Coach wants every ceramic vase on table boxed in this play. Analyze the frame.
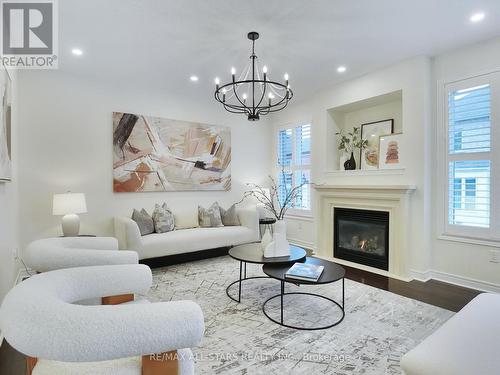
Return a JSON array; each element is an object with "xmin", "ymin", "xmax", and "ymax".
[{"xmin": 263, "ymin": 220, "xmax": 290, "ymax": 258}]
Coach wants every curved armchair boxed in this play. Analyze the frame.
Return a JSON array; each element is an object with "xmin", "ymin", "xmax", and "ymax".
[
  {"xmin": 0, "ymin": 264, "xmax": 205, "ymax": 375},
  {"xmin": 24, "ymin": 237, "xmax": 139, "ymax": 272}
]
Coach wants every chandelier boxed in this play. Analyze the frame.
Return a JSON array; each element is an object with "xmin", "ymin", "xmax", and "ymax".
[{"xmin": 214, "ymin": 31, "xmax": 293, "ymax": 121}]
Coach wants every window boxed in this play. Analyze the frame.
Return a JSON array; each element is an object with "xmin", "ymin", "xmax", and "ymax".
[
  {"xmin": 277, "ymin": 124, "xmax": 311, "ymax": 213},
  {"xmin": 444, "ymin": 73, "xmax": 499, "ymax": 240}
]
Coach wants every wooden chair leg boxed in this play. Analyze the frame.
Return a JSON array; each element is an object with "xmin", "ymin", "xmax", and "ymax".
[
  {"xmin": 26, "ymin": 357, "xmax": 37, "ymax": 375},
  {"xmin": 101, "ymin": 294, "xmax": 134, "ymax": 305},
  {"xmin": 142, "ymin": 351, "xmax": 178, "ymax": 375}
]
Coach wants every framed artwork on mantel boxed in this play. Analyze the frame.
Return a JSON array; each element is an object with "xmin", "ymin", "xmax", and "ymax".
[
  {"xmin": 379, "ymin": 133, "xmax": 404, "ymax": 169},
  {"xmin": 360, "ymin": 119, "xmax": 394, "ymax": 170}
]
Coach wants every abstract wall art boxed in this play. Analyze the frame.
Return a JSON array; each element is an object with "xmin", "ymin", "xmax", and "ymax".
[
  {"xmin": 0, "ymin": 63, "xmax": 12, "ymax": 182},
  {"xmin": 113, "ymin": 112, "xmax": 231, "ymax": 192}
]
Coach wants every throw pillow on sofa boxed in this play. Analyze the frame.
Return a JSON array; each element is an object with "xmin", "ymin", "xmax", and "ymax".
[
  {"xmin": 152, "ymin": 203, "xmax": 175, "ymax": 233},
  {"xmin": 219, "ymin": 203, "xmax": 240, "ymax": 226},
  {"xmin": 198, "ymin": 202, "xmax": 223, "ymax": 228},
  {"xmin": 174, "ymin": 206, "xmax": 200, "ymax": 229},
  {"xmin": 131, "ymin": 208, "xmax": 154, "ymax": 236}
]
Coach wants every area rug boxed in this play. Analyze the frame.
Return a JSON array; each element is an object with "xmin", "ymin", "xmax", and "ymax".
[{"xmin": 147, "ymin": 256, "xmax": 453, "ymax": 374}]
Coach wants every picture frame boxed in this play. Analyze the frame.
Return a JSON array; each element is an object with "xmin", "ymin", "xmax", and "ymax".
[
  {"xmin": 113, "ymin": 112, "xmax": 231, "ymax": 192},
  {"xmin": 360, "ymin": 119, "xmax": 394, "ymax": 170},
  {"xmin": 0, "ymin": 62, "xmax": 12, "ymax": 182},
  {"xmin": 379, "ymin": 133, "xmax": 404, "ymax": 169}
]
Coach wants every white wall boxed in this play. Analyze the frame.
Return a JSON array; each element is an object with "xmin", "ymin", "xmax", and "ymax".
[
  {"xmin": 271, "ymin": 57, "xmax": 433, "ymax": 275},
  {"xmin": 430, "ymin": 37, "xmax": 500, "ymax": 289},
  {"xmin": 16, "ymin": 71, "xmax": 273, "ymax": 248},
  {"xmin": 0, "ymin": 69, "xmax": 19, "ymax": 304}
]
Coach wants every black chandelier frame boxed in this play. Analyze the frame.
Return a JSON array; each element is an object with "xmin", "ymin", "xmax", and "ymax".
[{"xmin": 214, "ymin": 31, "xmax": 293, "ymax": 121}]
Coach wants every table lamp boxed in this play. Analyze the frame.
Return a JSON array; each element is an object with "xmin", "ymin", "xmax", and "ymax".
[{"xmin": 52, "ymin": 193, "xmax": 87, "ymax": 236}]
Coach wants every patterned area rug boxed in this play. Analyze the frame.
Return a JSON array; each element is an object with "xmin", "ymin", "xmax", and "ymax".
[{"xmin": 147, "ymin": 256, "xmax": 453, "ymax": 374}]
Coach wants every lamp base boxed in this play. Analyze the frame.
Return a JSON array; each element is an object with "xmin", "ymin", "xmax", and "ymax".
[{"xmin": 61, "ymin": 214, "xmax": 80, "ymax": 237}]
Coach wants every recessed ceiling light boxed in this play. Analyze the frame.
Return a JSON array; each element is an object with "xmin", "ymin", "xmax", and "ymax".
[
  {"xmin": 71, "ymin": 48, "xmax": 83, "ymax": 56},
  {"xmin": 470, "ymin": 12, "xmax": 485, "ymax": 23},
  {"xmin": 337, "ymin": 66, "xmax": 347, "ymax": 73},
  {"xmin": 190, "ymin": 75, "xmax": 199, "ymax": 82}
]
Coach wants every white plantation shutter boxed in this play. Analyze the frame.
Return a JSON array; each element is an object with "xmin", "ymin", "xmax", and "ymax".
[
  {"xmin": 445, "ymin": 73, "xmax": 499, "ymax": 240},
  {"xmin": 277, "ymin": 124, "xmax": 311, "ymax": 212}
]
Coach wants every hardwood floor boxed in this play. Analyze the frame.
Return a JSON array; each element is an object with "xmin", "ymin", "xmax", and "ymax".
[
  {"xmin": 343, "ymin": 265, "xmax": 481, "ymax": 312},
  {"xmin": 0, "ymin": 261, "xmax": 482, "ymax": 375}
]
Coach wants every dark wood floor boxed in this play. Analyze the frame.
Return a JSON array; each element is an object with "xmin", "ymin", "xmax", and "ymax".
[{"xmin": 0, "ymin": 261, "xmax": 482, "ymax": 375}]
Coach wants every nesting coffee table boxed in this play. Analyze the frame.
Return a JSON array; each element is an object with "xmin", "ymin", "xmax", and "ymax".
[
  {"xmin": 262, "ymin": 257, "xmax": 346, "ymax": 330},
  {"xmin": 226, "ymin": 243, "xmax": 306, "ymax": 303}
]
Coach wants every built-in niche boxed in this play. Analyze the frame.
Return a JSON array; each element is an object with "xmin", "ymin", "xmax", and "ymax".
[{"xmin": 326, "ymin": 90, "xmax": 403, "ymax": 172}]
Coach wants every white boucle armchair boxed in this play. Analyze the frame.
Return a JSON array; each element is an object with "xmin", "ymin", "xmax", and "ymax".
[
  {"xmin": 0, "ymin": 264, "xmax": 205, "ymax": 375},
  {"xmin": 24, "ymin": 237, "xmax": 139, "ymax": 272}
]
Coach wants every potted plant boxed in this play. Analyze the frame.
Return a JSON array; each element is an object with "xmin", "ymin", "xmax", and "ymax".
[{"xmin": 336, "ymin": 127, "xmax": 368, "ymax": 170}]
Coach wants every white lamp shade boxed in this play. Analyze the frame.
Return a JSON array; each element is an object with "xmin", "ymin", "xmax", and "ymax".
[{"xmin": 53, "ymin": 193, "xmax": 87, "ymax": 216}]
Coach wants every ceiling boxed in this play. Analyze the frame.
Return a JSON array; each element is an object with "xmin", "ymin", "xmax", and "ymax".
[{"xmin": 59, "ymin": 0, "xmax": 500, "ymax": 105}]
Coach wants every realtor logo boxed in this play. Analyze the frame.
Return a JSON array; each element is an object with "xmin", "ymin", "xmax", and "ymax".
[{"xmin": 1, "ymin": 0, "xmax": 58, "ymax": 69}]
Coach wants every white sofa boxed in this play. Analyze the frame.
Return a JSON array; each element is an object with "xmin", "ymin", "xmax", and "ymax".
[
  {"xmin": 114, "ymin": 206, "xmax": 260, "ymax": 260},
  {"xmin": 401, "ymin": 293, "xmax": 500, "ymax": 375},
  {"xmin": 24, "ymin": 237, "xmax": 139, "ymax": 272}
]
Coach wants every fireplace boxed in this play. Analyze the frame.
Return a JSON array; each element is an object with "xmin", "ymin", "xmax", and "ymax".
[{"xmin": 334, "ymin": 208, "xmax": 389, "ymax": 271}]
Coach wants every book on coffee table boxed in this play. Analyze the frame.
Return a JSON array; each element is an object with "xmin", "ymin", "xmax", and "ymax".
[{"xmin": 285, "ymin": 262, "xmax": 324, "ymax": 282}]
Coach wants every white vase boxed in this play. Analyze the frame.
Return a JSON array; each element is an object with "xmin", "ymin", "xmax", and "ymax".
[
  {"xmin": 270, "ymin": 220, "xmax": 290, "ymax": 257},
  {"xmin": 274, "ymin": 219, "xmax": 287, "ymax": 236},
  {"xmin": 261, "ymin": 228, "xmax": 272, "ymax": 252}
]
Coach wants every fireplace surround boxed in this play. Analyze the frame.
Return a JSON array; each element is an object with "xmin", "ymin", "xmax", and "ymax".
[
  {"xmin": 314, "ymin": 185, "xmax": 416, "ymax": 280},
  {"xmin": 334, "ymin": 208, "xmax": 389, "ymax": 271}
]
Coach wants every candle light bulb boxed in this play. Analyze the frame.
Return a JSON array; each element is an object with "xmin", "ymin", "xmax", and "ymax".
[
  {"xmin": 263, "ymin": 66, "xmax": 268, "ymax": 74},
  {"xmin": 268, "ymin": 93, "xmax": 274, "ymax": 99},
  {"xmin": 242, "ymin": 93, "xmax": 247, "ymax": 100},
  {"xmin": 231, "ymin": 67, "xmax": 236, "ymax": 75},
  {"xmin": 284, "ymin": 73, "xmax": 289, "ymax": 80}
]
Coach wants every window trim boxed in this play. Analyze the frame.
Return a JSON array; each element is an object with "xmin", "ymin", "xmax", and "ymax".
[
  {"xmin": 276, "ymin": 122, "xmax": 312, "ymax": 217},
  {"xmin": 438, "ymin": 70, "xmax": 500, "ymax": 243}
]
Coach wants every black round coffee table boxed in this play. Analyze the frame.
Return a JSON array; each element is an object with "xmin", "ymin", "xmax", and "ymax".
[
  {"xmin": 226, "ymin": 243, "xmax": 306, "ymax": 303},
  {"xmin": 262, "ymin": 257, "xmax": 346, "ymax": 330}
]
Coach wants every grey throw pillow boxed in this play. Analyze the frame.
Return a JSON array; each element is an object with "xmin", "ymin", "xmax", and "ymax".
[
  {"xmin": 219, "ymin": 203, "xmax": 240, "ymax": 226},
  {"xmin": 198, "ymin": 202, "xmax": 223, "ymax": 228},
  {"xmin": 131, "ymin": 208, "xmax": 154, "ymax": 236},
  {"xmin": 152, "ymin": 203, "xmax": 175, "ymax": 233}
]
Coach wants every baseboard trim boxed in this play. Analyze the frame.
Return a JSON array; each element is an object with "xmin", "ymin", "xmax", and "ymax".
[
  {"xmin": 140, "ymin": 247, "xmax": 230, "ymax": 268},
  {"xmin": 411, "ymin": 268, "xmax": 500, "ymax": 293}
]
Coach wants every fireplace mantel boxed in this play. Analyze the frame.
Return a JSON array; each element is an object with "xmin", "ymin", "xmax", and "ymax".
[
  {"xmin": 314, "ymin": 184, "xmax": 416, "ymax": 192},
  {"xmin": 314, "ymin": 184, "xmax": 416, "ymax": 280}
]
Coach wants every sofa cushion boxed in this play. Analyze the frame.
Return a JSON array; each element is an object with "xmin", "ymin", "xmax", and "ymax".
[
  {"xmin": 174, "ymin": 207, "xmax": 199, "ymax": 229},
  {"xmin": 140, "ymin": 226, "xmax": 257, "ymax": 259},
  {"xmin": 152, "ymin": 204, "xmax": 175, "ymax": 233},
  {"xmin": 131, "ymin": 209, "xmax": 154, "ymax": 236},
  {"xmin": 219, "ymin": 203, "xmax": 240, "ymax": 226},
  {"xmin": 198, "ymin": 202, "xmax": 223, "ymax": 228}
]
